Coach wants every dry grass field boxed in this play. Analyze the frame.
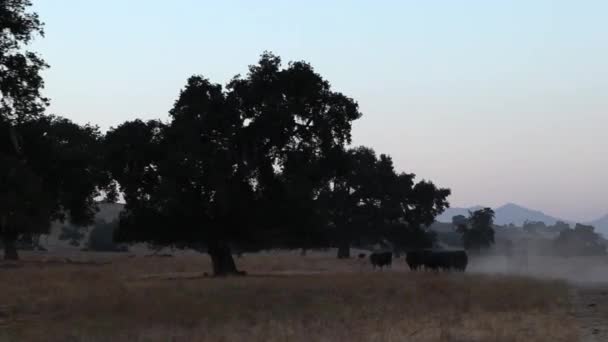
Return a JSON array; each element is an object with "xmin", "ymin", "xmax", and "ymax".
[{"xmin": 0, "ymin": 251, "xmax": 579, "ymax": 342}]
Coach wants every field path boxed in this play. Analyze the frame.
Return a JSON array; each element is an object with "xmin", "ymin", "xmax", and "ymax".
[{"xmin": 570, "ymin": 284, "xmax": 608, "ymax": 342}]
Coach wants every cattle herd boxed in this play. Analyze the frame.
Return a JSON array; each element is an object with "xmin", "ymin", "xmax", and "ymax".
[
  {"xmin": 368, "ymin": 250, "xmax": 468, "ymax": 272},
  {"xmin": 369, "ymin": 251, "xmax": 393, "ymax": 269}
]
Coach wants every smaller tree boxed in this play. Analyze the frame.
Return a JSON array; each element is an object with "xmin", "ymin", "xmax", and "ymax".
[
  {"xmin": 553, "ymin": 223, "xmax": 606, "ymax": 257},
  {"xmin": 385, "ymin": 176, "xmax": 450, "ymax": 253},
  {"xmin": 552, "ymin": 221, "xmax": 571, "ymax": 232},
  {"xmin": 451, "ymin": 215, "xmax": 467, "ymax": 227},
  {"xmin": 320, "ymin": 146, "xmax": 383, "ymax": 259},
  {"xmin": 321, "ymin": 148, "xmax": 450, "ymax": 258},
  {"xmin": 522, "ymin": 221, "xmax": 547, "ymax": 234},
  {"xmin": 457, "ymin": 208, "xmax": 495, "ymax": 252},
  {"xmin": 1, "ymin": 116, "xmax": 113, "ymax": 259}
]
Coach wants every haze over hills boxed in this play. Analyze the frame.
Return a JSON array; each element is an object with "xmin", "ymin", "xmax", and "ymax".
[
  {"xmin": 437, "ymin": 203, "xmax": 608, "ymax": 237},
  {"xmin": 590, "ymin": 215, "xmax": 608, "ymax": 237},
  {"xmin": 437, "ymin": 203, "xmax": 564, "ymax": 226}
]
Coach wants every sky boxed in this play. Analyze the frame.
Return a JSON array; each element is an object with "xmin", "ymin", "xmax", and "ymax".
[{"xmin": 30, "ymin": 1, "xmax": 607, "ymax": 222}]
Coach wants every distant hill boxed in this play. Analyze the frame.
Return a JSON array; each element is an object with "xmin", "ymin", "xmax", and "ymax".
[
  {"xmin": 493, "ymin": 203, "xmax": 565, "ymax": 226},
  {"xmin": 437, "ymin": 203, "xmax": 564, "ymax": 226},
  {"xmin": 437, "ymin": 203, "xmax": 608, "ymax": 238},
  {"xmin": 589, "ymin": 215, "xmax": 608, "ymax": 237}
]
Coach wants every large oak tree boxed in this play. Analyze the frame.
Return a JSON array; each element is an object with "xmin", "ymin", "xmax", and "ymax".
[{"xmin": 106, "ymin": 53, "xmax": 362, "ymax": 275}]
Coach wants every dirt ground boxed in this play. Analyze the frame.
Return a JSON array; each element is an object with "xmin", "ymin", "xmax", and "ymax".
[
  {"xmin": 0, "ymin": 251, "xmax": 583, "ymax": 341},
  {"xmin": 451, "ymin": 254, "xmax": 608, "ymax": 342},
  {"xmin": 570, "ymin": 284, "xmax": 608, "ymax": 342}
]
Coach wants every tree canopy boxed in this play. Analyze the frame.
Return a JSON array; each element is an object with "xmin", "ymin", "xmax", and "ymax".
[
  {"xmin": 0, "ymin": 2, "xmax": 111, "ymax": 259},
  {"xmin": 456, "ymin": 208, "xmax": 496, "ymax": 253},
  {"xmin": 0, "ymin": 0, "xmax": 47, "ymax": 123},
  {"xmin": 1, "ymin": 115, "xmax": 111, "ymax": 259},
  {"xmin": 1, "ymin": 3, "xmax": 452, "ymax": 268},
  {"xmin": 105, "ymin": 53, "xmax": 451, "ymax": 275},
  {"xmin": 554, "ymin": 223, "xmax": 606, "ymax": 257}
]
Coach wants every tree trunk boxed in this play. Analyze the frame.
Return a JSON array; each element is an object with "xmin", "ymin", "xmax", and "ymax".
[
  {"xmin": 337, "ymin": 241, "xmax": 351, "ymax": 259},
  {"xmin": 3, "ymin": 234, "xmax": 19, "ymax": 261},
  {"xmin": 208, "ymin": 242, "xmax": 243, "ymax": 276}
]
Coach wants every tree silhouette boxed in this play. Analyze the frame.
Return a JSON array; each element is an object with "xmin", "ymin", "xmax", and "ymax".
[
  {"xmin": 0, "ymin": 0, "xmax": 48, "ymax": 123},
  {"xmin": 2, "ymin": 4, "xmax": 452, "ymax": 265},
  {"xmin": 404, "ymin": 180, "xmax": 452, "ymax": 229},
  {"xmin": 1, "ymin": 2, "xmax": 111, "ymax": 259},
  {"xmin": 319, "ymin": 147, "xmax": 383, "ymax": 258},
  {"xmin": 319, "ymin": 147, "xmax": 450, "ymax": 258},
  {"xmin": 228, "ymin": 53, "xmax": 362, "ymax": 255},
  {"xmin": 523, "ymin": 220, "xmax": 570, "ymax": 236},
  {"xmin": 522, "ymin": 221, "xmax": 547, "ymax": 234},
  {"xmin": 106, "ymin": 53, "xmax": 362, "ymax": 275},
  {"xmin": 0, "ymin": 1, "xmax": 46, "ymax": 259},
  {"xmin": 457, "ymin": 208, "xmax": 495, "ymax": 253},
  {"xmin": 385, "ymin": 177, "xmax": 450, "ymax": 253},
  {"xmin": 105, "ymin": 53, "xmax": 451, "ymax": 274},
  {"xmin": 554, "ymin": 223, "xmax": 606, "ymax": 257},
  {"xmin": 452, "ymin": 215, "xmax": 467, "ymax": 227},
  {"xmin": 1, "ymin": 116, "xmax": 111, "ymax": 259}
]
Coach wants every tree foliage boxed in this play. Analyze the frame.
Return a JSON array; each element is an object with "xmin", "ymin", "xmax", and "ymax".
[
  {"xmin": 106, "ymin": 54, "xmax": 364, "ymax": 274},
  {"xmin": 0, "ymin": 0, "xmax": 452, "ymax": 268},
  {"xmin": 106, "ymin": 53, "xmax": 450, "ymax": 274},
  {"xmin": 1, "ymin": 116, "xmax": 111, "ymax": 258},
  {"xmin": 0, "ymin": 2, "xmax": 111, "ymax": 259},
  {"xmin": 457, "ymin": 208, "xmax": 496, "ymax": 252},
  {"xmin": 319, "ymin": 147, "xmax": 450, "ymax": 258},
  {"xmin": 0, "ymin": 0, "xmax": 47, "ymax": 122},
  {"xmin": 523, "ymin": 220, "xmax": 570, "ymax": 236},
  {"xmin": 553, "ymin": 223, "xmax": 606, "ymax": 257}
]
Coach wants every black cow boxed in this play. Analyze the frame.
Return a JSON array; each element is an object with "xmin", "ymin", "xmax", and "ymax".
[
  {"xmin": 406, "ymin": 250, "xmax": 468, "ymax": 272},
  {"xmin": 445, "ymin": 250, "xmax": 468, "ymax": 272},
  {"xmin": 405, "ymin": 250, "xmax": 428, "ymax": 271},
  {"xmin": 369, "ymin": 251, "xmax": 393, "ymax": 269}
]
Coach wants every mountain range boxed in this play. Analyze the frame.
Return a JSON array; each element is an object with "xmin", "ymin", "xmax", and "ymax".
[{"xmin": 437, "ymin": 203, "xmax": 608, "ymax": 237}]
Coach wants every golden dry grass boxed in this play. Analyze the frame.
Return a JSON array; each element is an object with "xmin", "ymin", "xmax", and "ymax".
[{"xmin": 0, "ymin": 251, "xmax": 578, "ymax": 341}]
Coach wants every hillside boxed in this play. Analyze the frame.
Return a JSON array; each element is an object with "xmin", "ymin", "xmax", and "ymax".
[
  {"xmin": 589, "ymin": 215, "xmax": 608, "ymax": 237},
  {"xmin": 438, "ymin": 203, "xmax": 608, "ymax": 238},
  {"xmin": 437, "ymin": 203, "xmax": 564, "ymax": 226},
  {"xmin": 494, "ymin": 203, "xmax": 563, "ymax": 226}
]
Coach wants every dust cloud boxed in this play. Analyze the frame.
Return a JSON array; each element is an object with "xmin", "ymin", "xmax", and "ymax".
[{"xmin": 468, "ymin": 253, "xmax": 608, "ymax": 285}]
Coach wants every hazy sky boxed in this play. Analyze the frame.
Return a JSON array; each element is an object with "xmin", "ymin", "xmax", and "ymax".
[{"xmin": 31, "ymin": 1, "xmax": 607, "ymax": 221}]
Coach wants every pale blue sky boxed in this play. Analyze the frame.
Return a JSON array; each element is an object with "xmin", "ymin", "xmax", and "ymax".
[{"xmin": 31, "ymin": 1, "xmax": 607, "ymax": 221}]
